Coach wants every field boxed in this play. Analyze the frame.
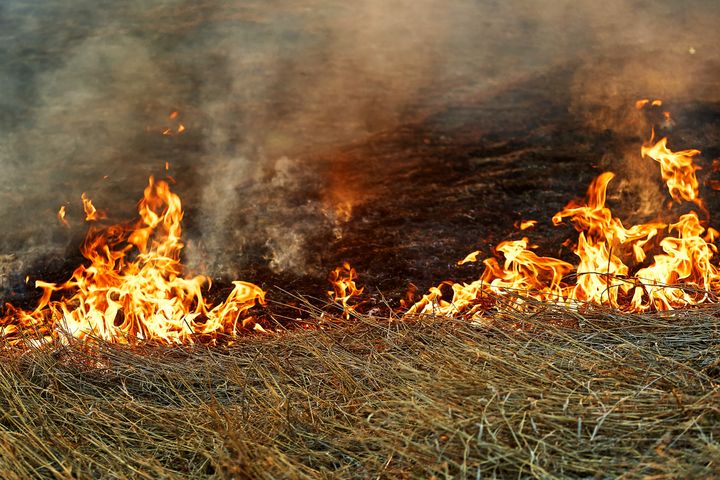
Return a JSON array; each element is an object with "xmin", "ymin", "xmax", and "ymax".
[
  {"xmin": 1, "ymin": 304, "xmax": 718, "ymax": 479},
  {"xmin": 2, "ymin": 2, "xmax": 720, "ymax": 478}
]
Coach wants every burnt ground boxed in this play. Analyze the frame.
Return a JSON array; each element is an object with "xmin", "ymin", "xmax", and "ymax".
[
  {"xmin": 5, "ymin": 65, "xmax": 720, "ymax": 321},
  {"xmin": 255, "ymin": 66, "xmax": 720, "ymax": 314}
]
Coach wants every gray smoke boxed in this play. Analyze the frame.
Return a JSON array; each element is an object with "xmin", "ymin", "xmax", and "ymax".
[{"xmin": 1, "ymin": 0, "xmax": 720, "ymax": 292}]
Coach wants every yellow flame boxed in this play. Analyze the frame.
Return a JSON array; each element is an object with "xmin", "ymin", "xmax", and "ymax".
[
  {"xmin": 641, "ymin": 136, "xmax": 701, "ymax": 204},
  {"xmin": 57, "ymin": 205, "xmax": 69, "ymax": 228},
  {"xmin": 81, "ymin": 193, "xmax": 105, "ymax": 221},
  {"xmin": 516, "ymin": 220, "xmax": 537, "ymax": 230},
  {"xmin": 328, "ymin": 262, "xmax": 363, "ymax": 319},
  {"xmin": 458, "ymin": 250, "xmax": 480, "ymax": 265},
  {"xmin": 2, "ymin": 177, "xmax": 265, "ymax": 345},
  {"xmin": 409, "ymin": 120, "xmax": 720, "ymax": 316}
]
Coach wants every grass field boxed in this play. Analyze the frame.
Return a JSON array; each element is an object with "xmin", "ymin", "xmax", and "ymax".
[{"xmin": 1, "ymin": 303, "xmax": 718, "ymax": 479}]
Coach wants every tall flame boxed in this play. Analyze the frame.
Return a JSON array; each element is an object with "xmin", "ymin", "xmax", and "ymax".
[{"xmin": 1, "ymin": 177, "xmax": 264, "ymax": 346}]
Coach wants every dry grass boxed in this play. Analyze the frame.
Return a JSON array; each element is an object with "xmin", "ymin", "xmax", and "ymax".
[{"xmin": 0, "ymin": 303, "xmax": 719, "ymax": 479}]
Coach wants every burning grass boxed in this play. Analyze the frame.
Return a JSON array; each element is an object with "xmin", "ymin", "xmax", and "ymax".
[{"xmin": 0, "ymin": 303, "xmax": 718, "ymax": 479}]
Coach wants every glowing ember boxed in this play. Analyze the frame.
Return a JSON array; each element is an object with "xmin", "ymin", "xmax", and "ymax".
[
  {"xmin": 516, "ymin": 219, "xmax": 537, "ymax": 230},
  {"xmin": 409, "ymin": 106, "xmax": 720, "ymax": 317},
  {"xmin": 161, "ymin": 111, "xmax": 186, "ymax": 136},
  {"xmin": 328, "ymin": 262, "xmax": 363, "ymax": 319},
  {"xmin": 635, "ymin": 99, "xmax": 663, "ymax": 109},
  {"xmin": 1, "ymin": 177, "xmax": 265, "ymax": 346}
]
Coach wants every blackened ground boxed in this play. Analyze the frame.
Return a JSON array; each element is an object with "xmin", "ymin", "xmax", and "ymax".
[
  {"xmin": 301, "ymin": 66, "xmax": 720, "ymax": 309},
  {"xmin": 7, "ymin": 65, "xmax": 720, "ymax": 321}
]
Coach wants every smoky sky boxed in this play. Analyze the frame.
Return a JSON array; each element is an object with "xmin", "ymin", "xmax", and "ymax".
[{"xmin": 1, "ymin": 0, "xmax": 719, "ymax": 293}]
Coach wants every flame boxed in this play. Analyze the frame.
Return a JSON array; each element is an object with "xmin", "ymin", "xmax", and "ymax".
[
  {"xmin": 57, "ymin": 205, "xmax": 69, "ymax": 227},
  {"xmin": 458, "ymin": 250, "xmax": 480, "ymax": 265},
  {"xmin": 161, "ymin": 111, "xmax": 185, "ymax": 136},
  {"xmin": 328, "ymin": 262, "xmax": 363, "ymax": 319},
  {"xmin": 81, "ymin": 193, "xmax": 105, "ymax": 221},
  {"xmin": 635, "ymin": 99, "xmax": 663, "ymax": 109},
  {"xmin": 2, "ymin": 177, "xmax": 265, "ymax": 346},
  {"xmin": 515, "ymin": 219, "xmax": 537, "ymax": 230},
  {"xmin": 410, "ymin": 111, "xmax": 720, "ymax": 317},
  {"xmin": 641, "ymin": 136, "xmax": 701, "ymax": 204}
]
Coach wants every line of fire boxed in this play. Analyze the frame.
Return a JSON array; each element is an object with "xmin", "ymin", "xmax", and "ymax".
[
  {"xmin": 1, "ymin": 1, "xmax": 719, "ymax": 478},
  {"xmin": 1, "ymin": 100, "xmax": 718, "ymax": 345}
]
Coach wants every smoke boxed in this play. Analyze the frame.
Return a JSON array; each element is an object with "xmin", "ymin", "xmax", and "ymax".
[{"xmin": 1, "ymin": 0, "xmax": 720, "ymax": 292}]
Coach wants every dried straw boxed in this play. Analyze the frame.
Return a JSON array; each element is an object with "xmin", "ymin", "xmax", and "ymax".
[{"xmin": 0, "ymin": 301, "xmax": 718, "ymax": 478}]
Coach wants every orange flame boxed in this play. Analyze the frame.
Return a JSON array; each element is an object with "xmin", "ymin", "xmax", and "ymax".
[
  {"xmin": 515, "ymin": 219, "xmax": 537, "ymax": 230},
  {"xmin": 57, "ymin": 205, "xmax": 69, "ymax": 228},
  {"xmin": 2, "ymin": 177, "xmax": 265, "ymax": 346},
  {"xmin": 328, "ymin": 262, "xmax": 363, "ymax": 319},
  {"xmin": 81, "ymin": 193, "xmax": 106, "ymax": 222},
  {"xmin": 642, "ymin": 136, "xmax": 701, "ymax": 204},
  {"xmin": 161, "ymin": 111, "xmax": 185, "ymax": 136},
  {"xmin": 635, "ymin": 99, "xmax": 663, "ymax": 109},
  {"xmin": 409, "ymin": 112, "xmax": 720, "ymax": 317},
  {"xmin": 457, "ymin": 250, "xmax": 480, "ymax": 265}
]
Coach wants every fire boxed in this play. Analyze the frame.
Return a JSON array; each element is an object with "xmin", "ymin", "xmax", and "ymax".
[
  {"xmin": 161, "ymin": 111, "xmax": 186, "ymax": 136},
  {"xmin": 81, "ymin": 193, "xmax": 105, "ymax": 221},
  {"xmin": 515, "ymin": 219, "xmax": 537, "ymax": 230},
  {"xmin": 642, "ymin": 136, "xmax": 701, "ymax": 205},
  {"xmin": 1, "ymin": 177, "xmax": 265, "ymax": 346},
  {"xmin": 328, "ymin": 262, "xmax": 363, "ymax": 319},
  {"xmin": 635, "ymin": 99, "xmax": 663, "ymax": 109},
  {"xmin": 4, "ymin": 99, "xmax": 719, "ymax": 346},
  {"xmin": 57, "ymin": 205, "xmax": 69, "ymax": 227},
  {"xmin": 458, "ymin": 250, "xmax": 480, "ymax": 265},
  {"xmin": 409, "ymin": 108, "xmax": 720, "ymax": 317}
]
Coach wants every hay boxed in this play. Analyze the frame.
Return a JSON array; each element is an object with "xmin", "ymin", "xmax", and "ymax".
[{"xmin": 0, "ymin": 304, "xmax": 719, "ymax": 479}]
